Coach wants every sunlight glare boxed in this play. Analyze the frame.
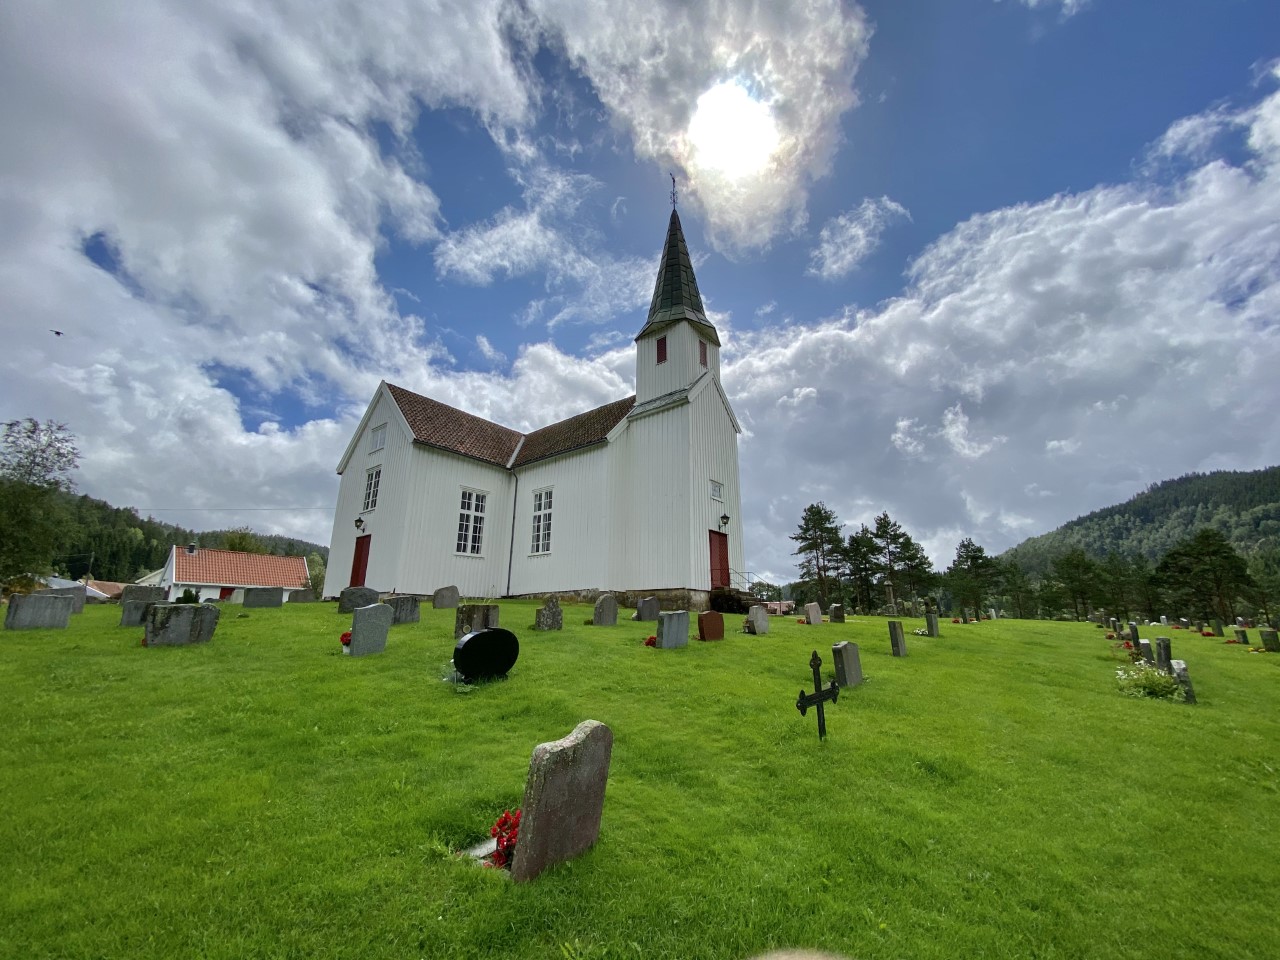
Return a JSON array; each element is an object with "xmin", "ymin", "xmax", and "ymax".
[{"xmin": 687, "ymin": 81, "xmax": 780, "ymax": 180}]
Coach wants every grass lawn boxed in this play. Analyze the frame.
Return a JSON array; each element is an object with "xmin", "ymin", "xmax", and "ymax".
[{"xmin": 2, "ymin": 601, "xmax": 1278, "ymax": 959}]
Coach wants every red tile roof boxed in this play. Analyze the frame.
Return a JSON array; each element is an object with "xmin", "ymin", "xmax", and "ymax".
[
  {"xmin": 173, "ymin": 548, "xmax": 309, "ymax": 589},
  {"xmin": 514, "ymin": 396, "xmax": 637, "ymax": 466}
]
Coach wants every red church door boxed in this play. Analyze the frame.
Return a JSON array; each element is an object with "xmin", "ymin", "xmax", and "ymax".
[
  {"xmin": 350, "ymin": 535, "xmax": 371, "ymax": 587},
  {"xmin": 709, "ymin": 531, "xmax": 730, "ymax": 589}
]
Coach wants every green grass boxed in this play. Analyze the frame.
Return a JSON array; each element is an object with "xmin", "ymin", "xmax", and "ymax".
[{"xmin": 2, "ymin": 603, "xmax": 1279, "ymax": 959}]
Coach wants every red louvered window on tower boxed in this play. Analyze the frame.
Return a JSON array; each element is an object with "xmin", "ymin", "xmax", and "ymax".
[
  {"xmin": 656, "ymin": 336, "xmax": 667, "ymax": 364},
  {"xmin": 699, "ymin": 340, "xmax": 707, "ymax": 367}
]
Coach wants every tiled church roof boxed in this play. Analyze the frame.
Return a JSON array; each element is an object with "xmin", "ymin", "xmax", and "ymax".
[
  {"xmin": 514, "ymin": 395, "xmax": 637, "ymax": 466},
  {"xmin": 173, "ymin": 548, "xmax": 309, "ymax": 588}
]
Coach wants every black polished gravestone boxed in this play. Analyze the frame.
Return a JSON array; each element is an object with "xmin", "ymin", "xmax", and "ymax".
[{"xmin": 452, "ymin": 628, "xmax": 520, "ymax": 683}]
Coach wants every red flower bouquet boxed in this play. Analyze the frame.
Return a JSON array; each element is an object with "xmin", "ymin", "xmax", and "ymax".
[
  {"xmin": 489, "ymin": 809, "xmax": 521, "ymax": 868},
  {"xmin": 340, "ymin": 631, "xmax": 352, "ymax": 646}
]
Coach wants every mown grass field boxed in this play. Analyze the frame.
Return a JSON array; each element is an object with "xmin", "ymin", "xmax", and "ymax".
[{"xmin": 2, "ymin": 600, "xmax": 1278, "ymax": 959}]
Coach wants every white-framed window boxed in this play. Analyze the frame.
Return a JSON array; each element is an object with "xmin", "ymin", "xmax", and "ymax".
[
  {"xmin": 369, "ymin": 423, "xmax": 387, "ymax": 452},
  {"xmin": 531, "ymin": 488, "xmax": 553, "ymax": 554},
  {"xmin": 363, "ymin": 467, "xmax": 382, "ymax": 512},
  {"xmin": 710, "ymin": 480, "xmax": 724, "ymax": 501},
  {"xmin": 456, "ymin": 489, "xmax": 486, "ymax": 555}
]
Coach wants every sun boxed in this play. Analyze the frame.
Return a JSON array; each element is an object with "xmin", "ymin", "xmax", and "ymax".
[{"xmin": 686, "ymin": 80, "xmax": 780, "ymax": 181}]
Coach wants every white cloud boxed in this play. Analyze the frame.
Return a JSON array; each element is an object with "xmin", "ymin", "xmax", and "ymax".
[
  {"xmin": 808, "ymin": 196, "xmax": 911, "ymax": 280},
  {"xmin": 1003, "ymin": 0, "xmax": 1092, "ymax": 18}
]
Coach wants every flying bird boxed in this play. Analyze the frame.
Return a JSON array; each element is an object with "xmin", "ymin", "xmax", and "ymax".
[{"xmin": 49, "ymin": 329, "xmax": 64, "ymax": 336}]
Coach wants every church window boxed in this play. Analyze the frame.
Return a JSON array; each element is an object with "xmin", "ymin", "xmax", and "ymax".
[
  {"xmin": 456, "ymin": 489, "xmax": 486, "ymax": 555},
  {"xmin": 699, "ymin": 340, "xmax": 707, "ymax": 368},
  {"xmin": 531, "ymin": 488, "xmax": 553, "ymax": 554},
  {"xmin": 363, "ymin": 467, "xmax": 381, "ymax": 512},
  {"xmin": 656, "ymin": 336, "xmax": 667, "ymax": 364},
  {"xmin": 369, "ymin": 423, "xmax": 386, "ymax": 452},
  {"xmin": 710, "ymin": 480, "xmax": 723, "ymax": 501}
]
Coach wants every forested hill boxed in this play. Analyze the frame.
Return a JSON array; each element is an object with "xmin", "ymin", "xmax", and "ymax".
[{"xmin": 1002, "ymin": 467, "xmax": 1280, "ymax": 576}]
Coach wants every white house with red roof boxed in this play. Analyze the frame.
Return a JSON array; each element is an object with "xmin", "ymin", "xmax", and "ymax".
[
  {"xmin": 160, "ymin": 545, "xmax": 310, "ymax": 602},
  {"xmin": 323, "ymin": 210, "xmax": 745, "ymax": 609}
]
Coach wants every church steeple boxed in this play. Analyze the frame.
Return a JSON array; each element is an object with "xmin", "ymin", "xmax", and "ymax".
[{"xmin": 635, "ymin": 210, "xmax": 720, "ymax": 347}]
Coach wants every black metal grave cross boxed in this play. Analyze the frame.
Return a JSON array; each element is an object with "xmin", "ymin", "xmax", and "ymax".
[{"xmin": 796, "ymin": 650, "xmax": 839, "ymax": 740}]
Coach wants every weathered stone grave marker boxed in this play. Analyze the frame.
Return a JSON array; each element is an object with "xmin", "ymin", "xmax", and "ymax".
[
  {"xmin": 452, "ymin": 627, "xmax": 519, "ymax": 682},
  {"xmin": 35, "ymin": 584, "xmax": 87, "ymax": 614},
  {"xmin": 1138, "ymin": 639, "xmax": 1154, "ymax": 663},
  {"xmin": 592, "ymin": 594, "xmax": 618, "ymax": 627},
  {"xmin": 432, "ymin": 585, "xmax": 460, "ymax": 609},
  {"xmin": 1212, "ymin": 619, "xmax": 1224, "ymax": 637},
  {"xmin": 632, "ymin": 596, "xmax": 659, "ymax": 621},
  {"xmin": 385, "ymin": 595, "xmax": 420, "ymax": 625},
  {"xmin": 122, "ymin": 585, "xmax": 165, "ymax": 604},
  {"xmin": 804, "ymin": 602, "xmax": 822, "ymax": 625},
  {"xmin": 119, "ymin": 599, "xmax": 157, "ymax": 627},
  {"xmin": 745, "ymin": 605, "xmax": 769, "ymax": 635},
  {"xmin": 697, "ymin": 610, "xmax": 724, "ymax": 641},
  {"xmin": 831, "ymin": 641, "xmax": 863, "ymax": 688},
  {"xmin": 925, "ymin": 612, "xmax": 940, "ymax": 637},
  {"xmin": 1171, "ymin": 659, "xmax": 1197, "ymax": 704},
  {"xmin": 339, "ymin": 586, "xmax": 378, "ymax": 613},
  {"xmin": 345, "ymin": 603, "xmax": 392, "ymax": 657},
  {"xmin": 888, "ymin": 620, "xmax": 907, "ymax": 657},
  {"xmin": 656, "ymin": 610, "xmax": 689, "ymax": 648},
  {"xmin": 144, "ymin": 603, "xmax": 220, "ymax": 646},
  {"xmin": 4, "ymin": 594, "xmax": 74, "ymax": 630},
  {"xmin": 288, "ymin": 588, "xmax": 317, "ymax": 603},
  {"xmin": 1260, "ymin": 629, "xmax": 1280, "ymax": 653},
  {"xmin": 1128, "ymin": 622, "xmax": 1140, "ymax": 644},
  {"xmin": 1233, "ymin": 627, "xmax": 1249, "ymax": 643},
  {"xmin": 455, "ymin": 603, "xmax": 500, "ymax": 640},
  {"xmin": 1155, "ymin": 637, "xmax": 1172, "ymax": 674},
  {"xmin": 534, "ymin": 597, "xmax": 563, "ymax": 631},
  {"xmin": 828, "ymin": 603, "xmax": 845, "ymax": 623},
  {"xmin": 243, "ymin": 587, "xmax": 284, "ymax": 608},
  {"xmin": 795, "ymin": 650, "xmax": 839, "ymax": 740}
]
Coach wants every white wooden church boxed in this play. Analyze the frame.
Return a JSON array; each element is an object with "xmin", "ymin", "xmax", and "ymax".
[{"xmin": 322, "ymin": 210, "xmax": 745, "ymax": 608}]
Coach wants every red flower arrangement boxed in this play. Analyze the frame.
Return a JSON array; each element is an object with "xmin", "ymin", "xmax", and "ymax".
[
  {"xmin": 1201, "ymin": 631, "xmax": 1215, "ymax": 637},
  {"xmin": 1122, "ymin": 640, "xmax": 1133, "ymax": 650},
  {"xmin": 796, "ymin": 617, "xmax": 806, "ymax": 624},
  {"xmin": 489, "ymin": 809, "xmax": 521, "ymax": 868},
  {"xmin": 952, "ymin": 618, "xmax": 961, "ymax": 624},
  {"xmin": 1105, "ymin": 632, "xmax": 1116, "ymax": 640},
  {"xmin": 644, "ymin": 636, "xmax": 657, "ymax": 647},
  {"xmin": 340, "ymin": 631, "xmax": 352, "ymax": 646}
]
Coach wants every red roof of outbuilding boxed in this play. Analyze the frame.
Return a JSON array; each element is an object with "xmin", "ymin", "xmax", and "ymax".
[{"xmin": 173, "ymin": 548, "xmax": 309, "ymax": 589}]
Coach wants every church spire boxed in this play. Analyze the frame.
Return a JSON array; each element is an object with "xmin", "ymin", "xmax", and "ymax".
[{"xmin": 635, "ymin": 209, "xmax": 720, "ymax": 346}]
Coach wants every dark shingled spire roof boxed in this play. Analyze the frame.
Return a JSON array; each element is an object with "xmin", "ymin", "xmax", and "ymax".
[{"xmin": 635, "ymin": 210, "xmax": 720, "ymax": 346}]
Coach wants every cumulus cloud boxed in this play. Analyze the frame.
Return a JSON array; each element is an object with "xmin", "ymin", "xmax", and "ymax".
[{"xmin": 808, "ymin": 196, "xmax": 911, "ymax": 279}]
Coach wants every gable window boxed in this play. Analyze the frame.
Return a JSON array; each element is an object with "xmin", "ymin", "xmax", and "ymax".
[
  {"xmin": 363, "ymin": 467, "xmax": 382, "ymax": 512},
  {"xmin": 531, "ymin": 488, "xmax": 553, "ymax": 554},
  {"xmin": 710, "ymin": 480, "xmax": 724, "ymax": 501},
  {"xmin": 656, "ymin": 336, "xmax": 667, "ymax": 364},
  {"xmin": 699, "ymin": 340, "xmax": 707, "ymax": 368},
  {"xmin": 369, "ymin": 423, "xmax": 386, "ymax": 452},
  {"xmin": 456, "ymin": 489, "xmax": 486, "ymax": 555}
]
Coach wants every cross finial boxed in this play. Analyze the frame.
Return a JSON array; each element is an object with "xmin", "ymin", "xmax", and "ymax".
[{"xmin": 670, "ymin": 173, "xmax": 678, "ymax": 209}]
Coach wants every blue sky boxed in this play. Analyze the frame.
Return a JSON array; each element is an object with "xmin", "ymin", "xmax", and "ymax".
[{"xmin": 3, "ymin": 0, "xmax": 1279, "ymax": 584}]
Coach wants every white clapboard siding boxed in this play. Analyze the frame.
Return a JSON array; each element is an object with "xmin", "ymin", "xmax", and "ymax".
[
  {"xmin": 636, "ymin": 324, "xmax": 712, "ymax": 404},
  {"xmin": 508, "ymin": 446, "xmax": 609, "ymax": 594},
  {"xmin": 687, "ymin": 384, "xmax": 746, "ymax": 587}
]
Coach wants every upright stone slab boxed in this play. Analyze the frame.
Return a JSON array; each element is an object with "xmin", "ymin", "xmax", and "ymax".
[
  {"xmin": 1109, "ymin": 618, "xmax": 1119, "ymax": 632},
  {"xmin": 1171, "ymin": 659, "xmax": 1197, "ymax": 704},
  {"xmin": 988, "ymin": 608, "xmax": 998, "ymax": 621},
  {"xmin": 122, "ymin": 585, "xmax": 166, "ymax": 604},
  {"xmin": 4, "ymin": 594, "xmax": 74, "ymax": 630},
  {"xmin": 888, "ymin": 620, "xmax": 907, "ymax": 657},
  {"xmin": 925, "ymin": 613, "xmax": 940, "ymax": 637},
  {"xmin": 346, "ymin": 603, "xmax": 392, "ymax": 657},
  {"xmin": 592, "ymin": 594, "xmax": 618, "ymax": 627},
  {"xmin": 831, "ymin": 641, "xmax": 863, "ymax": 688},
  {"xmin": 339, "ymin": 586, "xmax": 379, "ymax": 613},
  {"xmin": 510, "ymin": 720, "xmax": 613, "ymax": 883},
  {"xmin": 804, "ymin": 602, "xmax": 822, "ymax": 625},
  {"xmin": 1160, "ymin": 615, "xmax": 1168, "ymax": 626},
  {"xmin": 828, "ymin": 603, "xmax": 845, "ymax": 623},
  {"xmin": 1128, "ymin": 622, "xmax": 1140, "ymax": 644},
  {"xmin": 697, "ymin": 610, "xmax": 724, "ymax": 641},
  {"xmin": 288, "ymin": 588, "xmax": 317, "ymax": 603},
  {"xmin": 633, "ymin": 597, "xmax": 659, "ymax": 621},
  {"xmin": 1233, "ymin": 628, "xmax": 1249, "ymax": 643},
  {"xmin": 243, "ymin": 587, "xmax": 284, "ymax": 608},
  {"xmin": 1155, "ymin": 637, "xmax": 1172, "ymax": 674},
  {"xmin": 745, "ymin": 605, "xmax": 769, "ymax": 635},
  {"xmin": 432, "ymin": 585, "xmax": 460, "ymax": 609},
  {"xmin": 534, "ymin": 597, "xmax": 563, "ymax": 631},
  {"xmin": 34, "ymin": 585, "xmax": 86, "ymax": 614},
  {"xmin": 1138, "ymin": 639, "xmax": 1154, "ymax": 663},
  {"xmin": 1260, "ymin": 629, "xmax": 1280, "ymax": 653},
  {"xmin": 1212, "ymin": 619, "xmax": 1224, "ymax": 637},
  {"xmin": 119, "ymin": 600, "xmax": 156, "ymax": 627},
  {"xmin": 455, "ymin": 604, "xmax": 500, "ymax": 640},
  {"xmin": 385, "ymin": 595, "xmax": 420, "ymax": 625},
  {"xmin": 656, "ymin": 610, "xmax": 689, "ymax": 649},
  {"xmin": 143, "ymin": 603, "xmax": 220, "ymax": 646}
]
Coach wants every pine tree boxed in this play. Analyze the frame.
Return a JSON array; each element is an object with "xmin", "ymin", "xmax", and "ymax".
[{"xmin": 791, "ymin": 503, "xmax": 844, "ymax": 609}]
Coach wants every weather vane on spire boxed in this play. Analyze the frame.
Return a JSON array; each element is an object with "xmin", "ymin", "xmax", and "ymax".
[{"xmin": 670, "ymin": 173, "xmax": 678, "ymax": 209}]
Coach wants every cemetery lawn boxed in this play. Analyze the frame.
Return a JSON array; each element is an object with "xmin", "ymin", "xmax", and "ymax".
[{"xmin": 3, "ymin": 606, "xmax": 1279, "ymax": 960}]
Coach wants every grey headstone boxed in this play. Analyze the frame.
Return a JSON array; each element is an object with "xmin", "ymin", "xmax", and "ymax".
[
  {"xmin": 1233, "ymin": 628, "xmax": 1248, "ymax": 643},
  {"xmin": 1171, "ymin": 659, "xmax": 1197, "ymax": 704},
  {"xmin": 534, "ymin": 597, "xmax": 563, "ymax": 631},
  {"xmin": 288, "ymin": 588, "xmax": 317, "ymax": 603},
  {"xmin": 385, "ymin": 595, "xmax": 420, "ymax": 625},
  {"xmin": 122, "ymin": 585, "xmax": 166, "ymax": 604},
  {"xmin": 828, "ymin": 603, "xmax": 845, "ymax": 623},
  {"xmin": 34, "ymin": 584, "xmax": 86, "ymax": 614},
  {"xmin": 925, "ymin": 613, "xmax": 940, "ymax": 637},
  {"xmin": 745, "ymin": 605, "xmax": 769, "ymax": 635},
  {"xmin": 1138, "ymin": 639, "xmax": 1154, "ymax": 663},
  {"xmin": 143, "ymin": 602, "xmax": 220, "ymax": 646},
  {"xmin": 4, "ymin": 593, "xmax": 74, "ymax": 630},
  {"xmin": 455, "ymin": 604, "xmax": 500, "ymax": 640},
  {"xmin": 988, "ymin": 608, "xmax": 998, "ymax": 621},
  {"xmin": 346, "ymin": 603, "xmax": 392, "ymax": 657},
  {"xmin": 1260, "ymin": 629, "xmax": 1280, "ymax": 653},
  {"xmin": 656, "ymin": 610, "xmax": 689, "ymax": 648},
  {"xmin": 804, "ymin": 602, "xmax": 822, "ymax": 625},
  {"xmin": 1160, "ymin": 615, "xmax": 1168, "ymax": 626},
  {"xmin": 592, "ymin": 594, "xmax": 618, "ymax": 627},
  {"xmin": 633, "ymin": 596, "xmax": 659, "ymax": 621},
  {"xmin": 243, "ymin": 587, "xmax": 284, "ymax": 608},
  {"xmin": 831, "ymin": 641, "xmax": 863, "ymax": 688},
  {"xmin": 119, "ymin": 599, "xmax": 156, "ymax": 627},
  {"xmin": 432, "ymin": 585, "xmax": 460, "ymax": 609},
  {"xmin": 510, "ymin": 720, "xmax": 613, "ymax": 883},
  {"xmin": 1155, "ymin": 637, "xmax": 1172, "ymax": 674},
  {"xmin": 1128, "ymin": 622, "xmax": 1140, "ymax": 644},
  {"xmin": 339, "ymin": 586, "xmax": 379, "ymax": 613},
  {"xmin": 1212, "ymin": 619, "xmax": 1224, "ymax": 637},
  {"xmin": 1179, "ymin": 618, "xmax": 1190, "ymax": 629},
  {"xmin": 1109, "ymin": 618, "xmax": 1118, "ymax": 632},
  {"xmin": 889, "ymin": 620, "xmax": 907, "ymax": 657}
]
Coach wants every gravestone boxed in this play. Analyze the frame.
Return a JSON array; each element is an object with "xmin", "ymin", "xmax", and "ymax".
[
  {"xmin": 143, "ymin": 603, "xmax": 220, "ymax": 646},
  {"xmin": 121, "ymin": 585, "xmax": 165, "ymax": 604},
  {"xmin": 534, "ymin": 597, "xmax": 563, "ymax": 631},
  {"xmin": 632, "ymin": 597, "xmax": 659, "ymax": 621},
  {"xmin": 1233, "ymin": 628, "xmax": 1248, "ymax": 643},
  {"xmin": 345, "ymin": 603, "xmax": 392, "ymax": 657},
  {"xmin": 432, "ymin": 585, "xmax": 460, "ymax": 609},
  {"xmin": 455, "ymin": 603, "xmax": 500, "ymax": 640},
  {"xmin": 1128, "ymin": 622, "xmax": 1140, "ymax": 644},
  {"xmin": 243, "ymin": 587, "xmax": 284, "ymax": 608},
  {"xmin": 1259, "ymin": 629, "xmax": 1280, "ymax": 653},
  {"xmin": 339, "ymin": 586, "xmax": 378, "ymax": 613},
  {"xmin": 35, "ymin": 584, "xmax": 86, "ymax": 614},
  {"xmin": 119, "ymin": 600, "xmax": 156, "ymax": 627},
  {"xmin": 1160, "ymin": 615, "xmax": 1168, "ymax": 626},
  {"xmin": 988, "ymin": 608, "xmax": 998, "ymax": 621},
  {"xmin": 888, "ymin": 620, "xmax": 907, "ymax": 657},
  {"xmin": 1170, "ymin": 659, "xmax": 1197, "ymax": 704},
  {"xmin": 453, "ymin": 627, "xmax": 519, "ymax": 682},
  {"xmin": 4, "ymin": 594, "xmax": 74, "ymax": 630},
  {"xmin": 1155, "ymin": 637, "xmax": 1172, "ymax": 674},
  {"xmin": 795, "ymin": 650, "xmax": 839, "ymax": 740},
  {"xmin": 925, "ymin": 613, "xmax": 940, "ymax": 637},
  {"xmin": 1212, "ymin": 619, "xmax": 1224, "ymax": 637},
  {"xmin": 510, "ymin": 719, "xmax": 613, "ymax": 883},
  {"xmin": 1138, "ymin": 639, "xmax": 1154, "ymax": 663},
  {"xmin": 828, "ymin": 603, "xmax": 845, "ymax": 623},
  {"xmin": 804, "ymin": 602, "xmax": 822, "ymax": 625},
  {"xmin": 385, "ymin": 595, "xmax": 420, "ymax": 625},
  {"xmin": 745, "ymin": 605, "xmax": 769, "ymax": 635},
  {"xmin": 697, "ymin": 610, "xmax": 724, "ymax": 641},
  {"xmin": 656, "ymin": 610, "xmax": 689, "ymax": 648},
  {"xmin": 288, "ymin": 588, "xmax": 317, "ymax": 603},
  {"xmin": 593, "ymin": 594, "xmax": 618, "ymax": 627},
  {"xmin": 1179, "ymin": 618, "xmax": 1190, "ymax": 630},
  {"xmin": 1195, "ymin": 621, "xmax": 1204, "ymax": 634},
  {"xmin": 1109, "ymin": 618, "xmax": 1119, "ymax": 632},
  {"xmin": 831, "ymin": 641, "xmax": 863, "ymax": 688}
]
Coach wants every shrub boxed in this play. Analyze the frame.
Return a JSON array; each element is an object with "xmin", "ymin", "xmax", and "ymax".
[
  {"xmin": 176, "ymin": 588, "xmax": 200, "ymax": 604},
  {"xmin": 1116, "ymin": 661, "xmax": 1183, "ymax": 701}
]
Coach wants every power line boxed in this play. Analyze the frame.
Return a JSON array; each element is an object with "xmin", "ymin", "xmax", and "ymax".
[{"xmin": 133, "ymin": 506, "xmax": 335, "ymax": 512}]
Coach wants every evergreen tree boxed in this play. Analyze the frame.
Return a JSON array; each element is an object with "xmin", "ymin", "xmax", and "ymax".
[
  {"xmin": 841, "ymin": 525, "xmax": 879, "ymax": 613},
  {"xmin": 1051, "ymin": 548, "xmax": 1099, "ymax": 621},
  {"xmin": 946, "ymin": 538, "xmax": 998, "ymax": 617},
  {"xmin": 995, "ymin": 558, "xmax": 1035, "ymax": 619},
  {"xmin": 1157, "ymin": 528, "xmax": 1256, "ymax": 622},
  {"xmin": 791, "ymin": 502, "xmax": 844, "ymax": 608}
]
